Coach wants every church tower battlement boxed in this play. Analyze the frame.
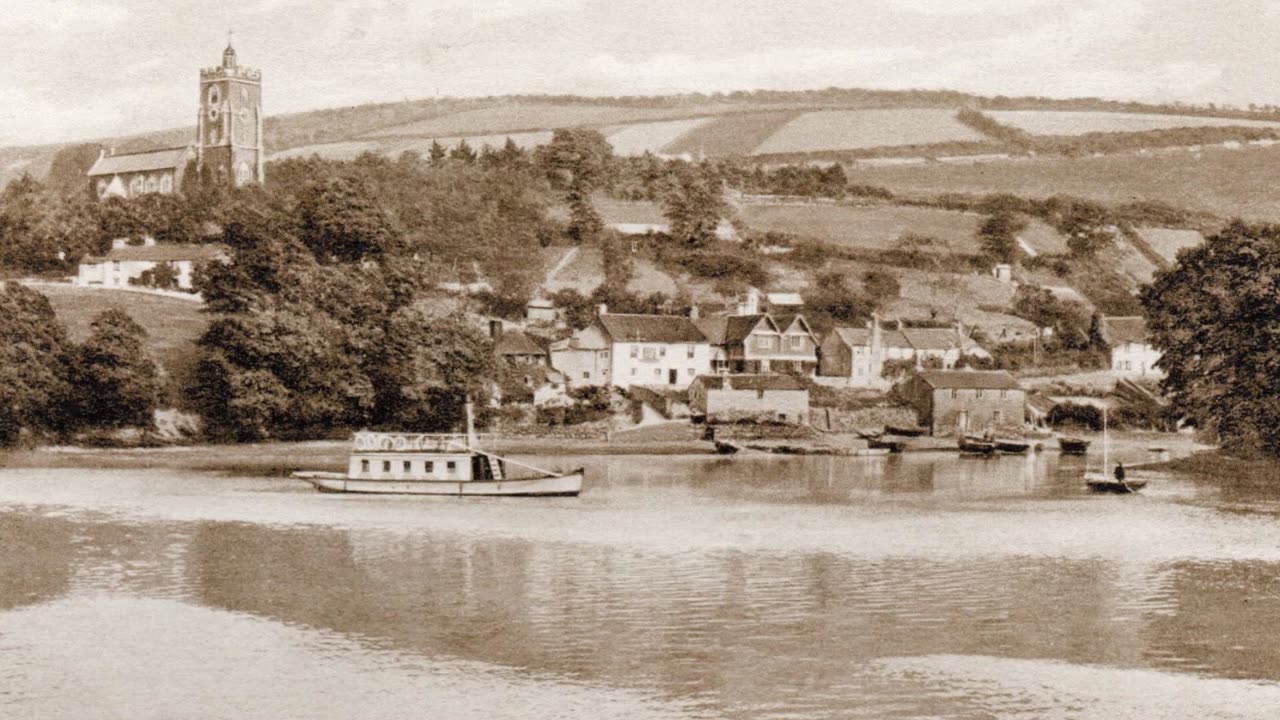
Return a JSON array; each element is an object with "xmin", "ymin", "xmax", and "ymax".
[{"xmin": 196, "ymin": 40, "xmax": 263, "ymax": 188}]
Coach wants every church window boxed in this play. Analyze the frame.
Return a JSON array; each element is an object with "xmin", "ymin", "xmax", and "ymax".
[
  {"xmin": 159, "ymin": 174, "xmax": 173, "ymax": 193},
  {"xmin": 144, "ymin": 176, "xmax": 157, "ymax": 193},
  {"xmin": 207, "ymin": 85, "xmax": 221, "ymax": 107},
  {"xmin": 235, "ymin": 161, "xmax": 252, "ymax": 186},
  {"xmin": 128, "ymin": 176, "xmax": 143, "ymax": 195}
]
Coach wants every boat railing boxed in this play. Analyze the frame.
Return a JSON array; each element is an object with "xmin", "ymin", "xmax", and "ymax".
[{"xmin": 352, "ymin": 431, "xmax": 493, "ymax": 453}]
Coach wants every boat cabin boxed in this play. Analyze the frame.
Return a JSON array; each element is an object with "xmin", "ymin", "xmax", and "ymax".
[{"xmin": 347, "ymin": 432, "xmax": 503, "ymax": 482}]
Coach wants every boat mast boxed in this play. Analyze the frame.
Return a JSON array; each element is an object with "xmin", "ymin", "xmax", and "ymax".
[
  {"xmin": 465, "ymin": 397, "xmax": 478, "ymax": 448},
  {"xmin": 1102, "ymin": 404, "xmax": 1109, "ymax": 472}
]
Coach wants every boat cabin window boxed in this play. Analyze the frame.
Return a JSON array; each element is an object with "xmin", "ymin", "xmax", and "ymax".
[
  {"xmin": 425, "ymin": 461, "xmax": 434, "ymax": 473},
  {"xmin": 361, "ymin": 459, "xmax": 370, "ymax": 473},
  {"xmin": 403, "ymin": 460, "xmax": 412, "ymax": 473},
  {"xmin": 382, "ymin": 460, "xmax": 391, "ymax": 473}
]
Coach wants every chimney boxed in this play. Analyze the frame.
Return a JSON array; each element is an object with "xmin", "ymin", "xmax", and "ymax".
[
  {"xmin": 689, "ymin": 306, "xmax": 700, "ymax": 320},
  {"xmin": 111, "ymin": 237, "xmax": 129, "ymax": 250},
  {"xmin": 597, "ymin": 303, "xmax": 608, "ymax": 316},
  {"xmin": 871, "ymin": 311, "xmax": 882, "ymax": 353},
  {"xmin": 895, "ymin": 318, "xmax": 904, "ymax": 331},
  {"xmin": 745, "ymin": 287, "xmax": 761, "ymax": 315},
  {"xmin": 488, "ymin": 319, "xmax": 503, "ymax": 340}
]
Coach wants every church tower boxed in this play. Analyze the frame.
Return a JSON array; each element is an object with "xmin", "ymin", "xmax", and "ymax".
[{"xmin": 196, "ymin": 39, "xmax": 263, "ymax": 187}]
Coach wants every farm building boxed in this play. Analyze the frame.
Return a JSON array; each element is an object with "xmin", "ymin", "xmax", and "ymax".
[
  {"xmin": 1101, "ymin": 316, "xmax": 1163, "ymax": 378},
  {"xmin": 688, "ymin": 374, "xmax": 809, "ymax": 424},
  {"xmin": 900, "ymin": 370, "xmax": 1026, "ymax": 436},
  {"xmin": 76, "ymin": 238, "xmax": 227, "ymax": 290}
]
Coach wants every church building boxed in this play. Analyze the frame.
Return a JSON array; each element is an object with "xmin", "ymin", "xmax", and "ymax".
[{"xmin": 87, "ymin": 42, "xmax": 264, "ymax": 200}]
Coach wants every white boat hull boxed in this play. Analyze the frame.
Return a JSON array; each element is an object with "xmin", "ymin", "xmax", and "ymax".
[{"xmin": 292, "ymin": 470, "xmax": 584, "ymax": 497}]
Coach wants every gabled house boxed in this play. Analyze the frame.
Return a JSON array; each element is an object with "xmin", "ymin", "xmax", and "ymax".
[
  {"xmin": 550, "ymin": 309, "xmax": 711, "ymax": 390},
  {"xmin": 696, "ymin": 313, "xmax": 819, "ymax": 375},
  {"xmin": 493, "ymin": 327, "xmax": 548, "ymax": 366},
  {"xmin": 900, "ymin": 370, "xmax": 1026, "ymax": 436},
  {"xmin": 1101, "ymin": 316, "xmax": 1162, "ymax": 378}
]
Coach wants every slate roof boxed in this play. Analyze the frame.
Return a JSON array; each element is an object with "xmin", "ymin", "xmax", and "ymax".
[
  {"xmin": 832, "ymin": 327, "xmax": 872, "ymax": 346},
  {"xmin": 901, "ymin": 328, "xmax": 965, "ymax": 351},
  {"xmin": 694, "ymin": 316, "xmax": 729, "ymax": 344},
  {"xmin": 83, "ymin": 243, "xmax": 228, "ymax": 264},
  {"xmin": 495, "ymin": 329, "xmax": 546, "ymax": 357},
  {"xmin": 723, "ymin": 314, "xmax": 772, "ymax": 344},
  {"xmin": 829, "ymin": 325, "xmax": 984, "ymax": 352},
  {"xmin": 598, "ymin": 313, "xmax": 706, "ymax": 344},
  {"xmin": 1101, "ymin": 316, "xmax": 1150, "ymax": 346},
  {"xmin": 915, "ymin": 370, "xmax": 1022, "ymax": 391},
  {"xmin": 694, "ymin": 374, "xmax": 809, "ymax": 391},
  {"xmin": 87, "ymin": 146, "xmax": 193, "ymax": 177}
]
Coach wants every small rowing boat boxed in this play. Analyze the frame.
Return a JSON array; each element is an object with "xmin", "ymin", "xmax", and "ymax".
[
  {"xmin": 1058, "ymin": 437, "xmax": 1090, "ymax": 455},
  {"xmin": 958, "ymin": 435, "xmax": 997, "ymax": 454}
]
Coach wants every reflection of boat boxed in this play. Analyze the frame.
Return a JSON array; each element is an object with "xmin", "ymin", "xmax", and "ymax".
[
  {"xmin": 958, "ymin": 435, "xmax": 997, "ymax": 454},
  {"xmin": 1059, "ymin": 437, "xmax": 1090, "ymax": 455},
  {"xmin": 1084, "ymin": 406, "xmax": 1144, "ymax": 494},
  {"xmin": 886, "ymin": 425, "xmax": 927, "ymax": 437},
  {"xmin": 867, "ymin": 437, "xmax": 905, "ymax": 453},
  {"xmin": 293, "ymin": 405, "xmax": 583, "ymax": 497}
]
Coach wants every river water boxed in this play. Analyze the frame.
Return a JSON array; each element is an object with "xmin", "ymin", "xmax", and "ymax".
[{"xmin": 4, "ymin": 449, "xmax": 1280, "ymax": 719}]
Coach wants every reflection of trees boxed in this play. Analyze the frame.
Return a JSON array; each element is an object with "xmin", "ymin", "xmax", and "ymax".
[
  {"xmin": 186, "ymin": 519, "xmax": 1153, "ymax": 709},
  {"xmin": 0, "ymin": 513, "xmax": 76, "ymax": 611}
]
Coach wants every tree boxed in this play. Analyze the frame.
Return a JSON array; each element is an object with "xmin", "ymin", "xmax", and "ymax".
[
  {"xmin": 368, "ymin": 308, "xmax": 499, "ymax": 431},
  {"xmin": 429, "ymin": 140, "xmax": 447, "ymax": 165},
  {"xmin": 661, "ymin": 163, "xmax": 726, "ymax": 248},
  {"xmin": 74, "ymin": 309, "xmax": 161, "ymax": 428},
  {"xmin": 804, "ymin": 270, "xmax": 873, "ymax": 324},
  {"xmin": 862, "ymin": 269, "xmax": 900, "ymax": 305},
  {"xmin": 449, "ymin": 140, "xmax": 477, "ymax": 164},
  {"xmin": 977, "ymin": 210, "xmax": 1027, "ymax": 263},
  {"xmin": 297, "ymin": 175, "xmax": 403, "ymax": 262},
  {"xmin": 0, "ymin": 283, "xmax": 76, "ymax": 443},
  {"xmin": 538, "ymin": 129, "xmax": 613, "ymax": 243},
  {"xmin": 1142, "ymin": 221, "xmax": 1280, "ymax": 457},
  {"xmin": 131, "ymin": 262, "xmax": 180, "ymax": 290},
  {"xmin": 0, "ymin": 174, "xmax": 98, "ymax": 272}
]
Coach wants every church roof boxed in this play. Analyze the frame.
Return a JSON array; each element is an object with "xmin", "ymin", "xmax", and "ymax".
[{"xmin": 88, "ymin": 146, "xmax": 193, "ymax": 177}]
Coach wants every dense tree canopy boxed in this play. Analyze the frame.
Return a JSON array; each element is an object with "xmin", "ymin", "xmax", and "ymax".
[
  {"xmin": 0, "ymin": 283, "xmax": 77, "ymax": 443},
  {"xmin": 1142, "ymin": 222, "xmax": 1280, "ymax": 456},
  {"xmin": 75, "ymin": 309, "xmax": 161, "ymax": 428}
]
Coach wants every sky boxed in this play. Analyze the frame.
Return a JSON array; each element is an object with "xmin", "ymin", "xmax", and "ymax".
[{"xmin": 3, "ymin": 0, "xmax": 1280, "ymax": 147}]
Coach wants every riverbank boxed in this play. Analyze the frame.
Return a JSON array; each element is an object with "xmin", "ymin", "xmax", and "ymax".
[{"xmin": 1, "ymin": 427, "xmax": 1209, "ymax": 475}]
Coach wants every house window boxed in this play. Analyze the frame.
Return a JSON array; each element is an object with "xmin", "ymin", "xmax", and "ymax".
[
  {"xmin": 630, "ymin": 345, "xmax": 639, "ymax": 358},
  {"xmin": 975, "ymin": 390, "xmax": 984, "ymax": 399},
  {"xmin": 999, "ymin": 390, "xmax": 1006, "ymax": 399},
  {"xmin": 654, "ymin": 368, "xmax": 661, "ymax": 377},
  {"xmin": 403, "ymin": 461, "xmax": 412, "ymax": 473},
  {"xmin": 687, "ymin": 345, "xmax": 695, "ymax": 359},
  {"xmin": 951, "ymin": 389, "xmax": 957, "ymax": 399},
  {"xmin": 687, "ymin": 368, "xmax": 695, "ymax": 376},
  {"xmin": 602, "ymin": 351, "xmax": 609, "ymax": 359},
  {"xmin": 112, "ymin": 260, "xmax": 121, "ymax": 270},
  {"xmin": 631, "ymin": 368, "xmax": 637, "ymax": 376},
  {"xmin": 582, "ymin": 371, "xmax": 589, "ymax": 379},
  {"xmin": 382, "ymin": 460, "xmax": 391, "ymax": 473},
  {"xmin": 360, "ymin": 459, "xmax": 370, "ymax": 473},
  {"xmin": 425, "ymin": 461, "xmax": 434, "ymax": 473},
  {"xmin": 643, "ymin": 347, "xmax": 657, "ymax": 360},
  {"xmin": 790, "ymin": 335, "xmax": 803, "ymax": 349},
  {"xmin": 756, "ymin": 336, "xmax": 776, "ymax": 351},
  {"xmin": 659, "ymin": 347, "xmax": 666, "ymax": 358},
  {"xmin": 446, "ymin": 461, "xmax": 457, "ymax": 472}
]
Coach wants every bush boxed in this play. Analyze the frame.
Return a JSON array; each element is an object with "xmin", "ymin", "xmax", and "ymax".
[{"xmin": 1047, "ymin": 402, "xmax": 1103, "ymax": 431}]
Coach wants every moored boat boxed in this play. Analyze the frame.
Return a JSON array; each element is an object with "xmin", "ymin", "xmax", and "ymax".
[
  {"xmin": 886, "ymin": 425, "xmax": 927, "ymax": 437},
  {"xmin": 1059, "ymin": 437, "xmax": 1090, "ymax": 455},
  {"xmin": 1084, "ymin": 472, "xmax": 1147, "ymax": 494},
  {"xmin": 958, "ymin": 435, "xmax": 997, "ymax": 454},
  {"xmin": 993, "ymin": 438, "xmax": 1030, "ymax": 454},
  {"xmin": 293, "ymin": 405, "xmax": 583, "ymax": 497}
]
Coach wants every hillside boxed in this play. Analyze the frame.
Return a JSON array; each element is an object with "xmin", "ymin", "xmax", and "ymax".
[{"xmin": 11, "ymin": 86, "xmax": 1280, "ymax": 197}]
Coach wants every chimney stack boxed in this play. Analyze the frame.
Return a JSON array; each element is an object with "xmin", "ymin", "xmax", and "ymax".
[
  {"xmin": 597, "ymin": 303, "xmax": 608, "ymax": 316},
  {"xmin": 488, "ymin": 319, "xmax": 503, "ymax": 340},
  {"xmin": 871, "ymin": 311, "xmax": 883, "ymax": 353},
  {"xmin": 689, "ymin": 306, "xmax": 700, "ymax": 320}
]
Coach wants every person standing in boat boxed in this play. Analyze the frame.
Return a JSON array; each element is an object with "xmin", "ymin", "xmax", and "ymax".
[{"xmin": 1114, "ymin": 462, "xmax": 1126, "ymax": 482}]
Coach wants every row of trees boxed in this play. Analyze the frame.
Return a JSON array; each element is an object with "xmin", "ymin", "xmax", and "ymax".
[{"xmin": 0, "ymin": 283, "xmax": 159, "ymax": 444}]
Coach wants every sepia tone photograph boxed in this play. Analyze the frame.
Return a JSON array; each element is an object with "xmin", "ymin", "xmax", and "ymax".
[{"xmin": 3, "ymin": 1, "xmax": 1280, "ymax": 717}]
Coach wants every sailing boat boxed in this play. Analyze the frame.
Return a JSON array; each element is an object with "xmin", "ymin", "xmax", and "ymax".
[{"xmin": 1083, "ymin": 405, "xmax": 1146, "ymax": 493}]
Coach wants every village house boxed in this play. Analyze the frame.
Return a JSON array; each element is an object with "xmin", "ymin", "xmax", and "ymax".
[
  {"xmin": 549, "ymin": 308, "xmax": 711, "ymax": 390},
  {"xmin": 688, "ymin": 374, "xmax": 810, "ymax": 424},
  {"xmin": 76, "ymin": 237, "xmax": 228, "ymax": 290},
  {"xmin": 697, "ymin": 313, "xmax": 819, "ymax": 375},
  {"xmin": 492, "ymin": 324, "xmax": 548, "ymax": 366},
  {"xmin": 900, "ymin": 370, "xmax": 1026, "ymax": 436},
  {"xmin": 511, "ymin": 364, "xmax": 571, "ymax": 407},
  {"xmin": 818, "ymin": 316, "xmax": 989, "ymax": 388},
  {"xmin": 524, "ymin": 297, "xmax": 559, "ymax": 326},
  {"xmin": 1101, "ymin": 316, "xmax": 1163, "ymax": 378}
]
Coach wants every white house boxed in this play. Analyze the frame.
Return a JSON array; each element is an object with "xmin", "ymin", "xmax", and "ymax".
[
  {"xmin": 1101, "ymin": 316, "xmax": 1163, "ymax": 378},
  {"xmin": 77, "ymin": 238, "xmax": 228, "ymax": 290},
  {"xmin": 818, "ymin": 315, "xmax": 990, "ymax": 389},
  {"xmin": 550, "ymin": 309, "xmax": 711, "ymax": 390}
]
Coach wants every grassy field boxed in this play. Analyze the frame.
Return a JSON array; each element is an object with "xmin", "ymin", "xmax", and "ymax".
[
  {"xmin": 604, "ymin": 118, "xmax": 715, "ymax": 156},
  {"xmin": 34, "ymin": 284, "xmax": 209, "ymax": 386},
  {"xmin": 738, "ymin": 202, "xmax": 987, "ymax": 253},
  {"xmin": 988, "ymin": 110, "xmax": 1280, "ymax": 136},
  {"xmin": 849, "ymin": 144, "xmax": 1280, "ymax": 221},
  {"xmin": 752, "ymin": 109, "xmax": 988, "ymax": 155},
  {"xmin": 1136, "ymin": 227, "xmax": 1203, "ymax": 262},
  {"xmin": 663, "ymin": 110, "xmax": 805, "ymax": 157},
  {"xmin": 1020, "ymin": 219, "xmax": 1068, "ymax": 255}
]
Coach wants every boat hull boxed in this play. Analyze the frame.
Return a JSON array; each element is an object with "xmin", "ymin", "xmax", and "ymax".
[
  {"xmin": 293, "ymin": 470, "xmax": 584, "ymax": 497},
  {"xmin": 1084, "ymin": 472, "xmax": 1147, "ymax": 493}
]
